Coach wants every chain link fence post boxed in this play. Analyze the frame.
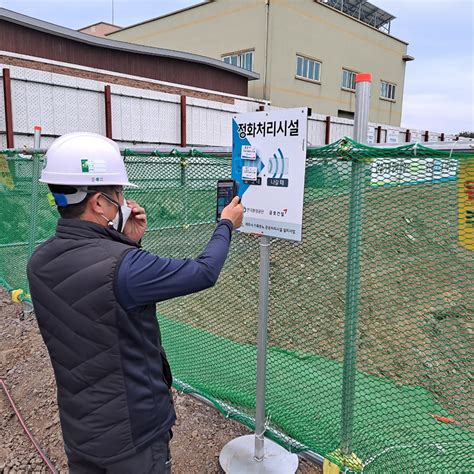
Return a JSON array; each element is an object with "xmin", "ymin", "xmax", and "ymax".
[
  {"xmin": 340, "ymin": 74, "xmax": 371, "ymax": 460},
  {"xmin": 27, "ymin": 126, "xmax": 42, "ymax": 259}
]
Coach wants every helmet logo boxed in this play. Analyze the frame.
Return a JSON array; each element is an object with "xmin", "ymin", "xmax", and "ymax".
[{"xmin": 81, "ymin": 159, "xmax": 107, "ymax": 173}]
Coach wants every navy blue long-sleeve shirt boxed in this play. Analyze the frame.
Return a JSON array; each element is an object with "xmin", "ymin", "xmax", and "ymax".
[{"xmin": 116, "ymin": 219, "xmax": 233, "ymax": 312}]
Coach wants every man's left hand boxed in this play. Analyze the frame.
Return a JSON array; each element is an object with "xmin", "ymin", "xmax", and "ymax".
[{"xmin": 124, "ymin": 200, "xmax": 147, "ymax": 242}]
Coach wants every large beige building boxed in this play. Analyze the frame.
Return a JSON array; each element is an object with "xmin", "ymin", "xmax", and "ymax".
[{"xmin": 109, "ymin": 0, "xmax": 413, "ymax": 126}]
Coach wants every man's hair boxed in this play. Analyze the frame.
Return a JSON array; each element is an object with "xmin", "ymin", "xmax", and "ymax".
[{"xmin": 48, "ymin": 185, "xmax": 121, "ymax": 219}]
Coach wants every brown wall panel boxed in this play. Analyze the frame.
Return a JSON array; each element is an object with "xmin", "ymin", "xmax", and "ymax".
[{"xmin": 0, "ymin": 21, "xmax": 249, "ymax": 96}]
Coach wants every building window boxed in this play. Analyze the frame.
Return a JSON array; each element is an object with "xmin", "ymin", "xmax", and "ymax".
[
  {"xmin": 338, "ymin": 110, "xmax": 355, "ymax": 120},
  {"xmin": 296, "ymin": 55, "xmax": 321, "ymax": 82},
  {"xmin": 342, "ymin": 69, "xmax": 357, "ymax": 91},
  {"xmin": 223, "ymin": 51, "xmax": 254, "ymax": 71},
  {"xmin": 380, "ymin": 81, "xmax": 396, "ymax": 100}
]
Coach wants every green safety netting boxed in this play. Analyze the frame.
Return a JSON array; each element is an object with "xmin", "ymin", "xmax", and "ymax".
[{"xmin": 1, "ymin": 138, "xmax": 472, "ymax": 472}]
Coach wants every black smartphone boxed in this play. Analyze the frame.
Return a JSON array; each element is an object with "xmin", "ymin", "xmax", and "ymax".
[{"xmin": 216, "ymin": 179, "xmax": 238, "ymax": 222}]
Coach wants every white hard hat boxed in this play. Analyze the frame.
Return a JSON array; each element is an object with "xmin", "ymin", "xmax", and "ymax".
[{"xmin": 40, "ymin": 132, "xmax": 137, "ymax": 188}]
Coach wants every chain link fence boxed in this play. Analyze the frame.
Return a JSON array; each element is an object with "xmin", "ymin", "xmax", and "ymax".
[{"xmin": 0, "ymin": 139, "xmax": 472, "ymax": 472}]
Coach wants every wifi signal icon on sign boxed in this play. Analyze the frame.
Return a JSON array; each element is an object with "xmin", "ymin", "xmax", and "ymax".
[{"xmin": 268, "ymin": 148, "xmax": 289, "ymax": 179}]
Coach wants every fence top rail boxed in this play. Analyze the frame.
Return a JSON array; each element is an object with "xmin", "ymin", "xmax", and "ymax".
[
  {"xmin": 2, "ymin": 137, "xmax": 474, "ymax": 159},
  {"xmin": 372, "ymin": 140, "xmax": 474, "ymax": 152},
  {"xmin": 0, "ymin": 146, "xmax": 233, "ymax": 157}
]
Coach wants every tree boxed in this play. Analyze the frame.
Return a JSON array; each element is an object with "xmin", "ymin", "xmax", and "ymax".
[{"xmin": 458, "ymin": 131, "xmax": 474, "ymax": 138}]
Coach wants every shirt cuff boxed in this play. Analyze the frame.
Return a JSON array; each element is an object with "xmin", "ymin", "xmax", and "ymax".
[{"xmin": 218, "ymin": 219, "xmax": 234, "ymax": 231}]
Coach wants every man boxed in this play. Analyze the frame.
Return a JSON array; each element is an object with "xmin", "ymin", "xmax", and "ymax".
[{"xmin": 27, "ymin": 132, "xmax": 243, "ymax": 473}]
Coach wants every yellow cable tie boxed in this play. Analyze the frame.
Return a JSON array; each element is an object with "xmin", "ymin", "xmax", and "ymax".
[
  {"xmin": 326, "ymin": 449, "xmax": 363, "ymax": 472},
  {"xmin": 11, "ymin": 289, "xmax": 24, "ymax": 303},
  {"xmin": 323, "ymin": 458, "xmax": 341, "ymax": 474}
]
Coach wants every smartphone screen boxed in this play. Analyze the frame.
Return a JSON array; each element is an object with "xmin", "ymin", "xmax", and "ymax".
[{"xmin": 216, "ymin": 180, "xmax": 237, "ymax": 222}]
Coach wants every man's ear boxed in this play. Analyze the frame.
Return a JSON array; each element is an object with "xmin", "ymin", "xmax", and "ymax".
[{"xmin": 87, "ymin": 193, "xmax": 103, "ymax": 215}]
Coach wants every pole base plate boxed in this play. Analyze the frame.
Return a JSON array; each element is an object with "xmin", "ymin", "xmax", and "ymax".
[{"xmin": 219, "ymin": 434, "xmax": 299, "ymax": 473}]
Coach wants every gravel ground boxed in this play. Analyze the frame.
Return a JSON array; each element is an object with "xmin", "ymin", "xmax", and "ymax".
[{"xmin": 0, "ymin": 288, "xmax": 320, "ymax": 473}]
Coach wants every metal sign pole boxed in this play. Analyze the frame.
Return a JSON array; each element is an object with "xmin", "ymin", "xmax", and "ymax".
[
  {"xmin": 219, "ymin": 232, "xmax": 298, "ymax": 473},
  {"xmin": 340, "ymin": 73, "xmax": 371, "ymax": 457},
  {"xmin": 254, "ymin": 234, "xmax": 271, "ymax": 461}
]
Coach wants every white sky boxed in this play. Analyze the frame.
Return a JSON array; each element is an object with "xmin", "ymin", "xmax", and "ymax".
[{"xmin": 1, "ymin": 0, "xmax": 473, "ymax": 133}]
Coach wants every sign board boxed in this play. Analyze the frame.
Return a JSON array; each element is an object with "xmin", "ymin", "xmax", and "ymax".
[
  {"xmin": 410, "ymin": 131, "xmax": 422, "ymax": 143},
  {"xmin": 387, "ymin": 129, "xmax": 399, "ymax": 144},
  {"xmin": 367, "ymin": 127, "xmax": 375, "ymax": 145},
  {"xmin": 232, "ymin": 108, "xmax": 308, "ymax": 241},
  {"xmin": 370, "ymin": 158, "xmax": 457, "ymax": 187}
]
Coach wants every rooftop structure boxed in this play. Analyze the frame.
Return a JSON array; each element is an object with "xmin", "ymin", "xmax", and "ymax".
[{"xmin": 320, "ymin": 0, "xmax": 395, "ymax": 34}]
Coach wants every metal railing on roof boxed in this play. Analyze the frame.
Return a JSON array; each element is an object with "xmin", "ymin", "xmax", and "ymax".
[{"xmin": 321, "ymin": 0, "xmax": 395, "ymax": 34}]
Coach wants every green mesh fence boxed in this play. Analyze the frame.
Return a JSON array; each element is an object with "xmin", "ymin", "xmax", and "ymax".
[{"xmin": 1, "ymin": 139, "xmax": 473, "ymax": 472}]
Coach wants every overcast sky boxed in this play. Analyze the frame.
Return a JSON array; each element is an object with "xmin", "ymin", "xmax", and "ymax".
[{"xmin": 1, "ymin": 0, "xmax": 472, "ymax": 133}]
